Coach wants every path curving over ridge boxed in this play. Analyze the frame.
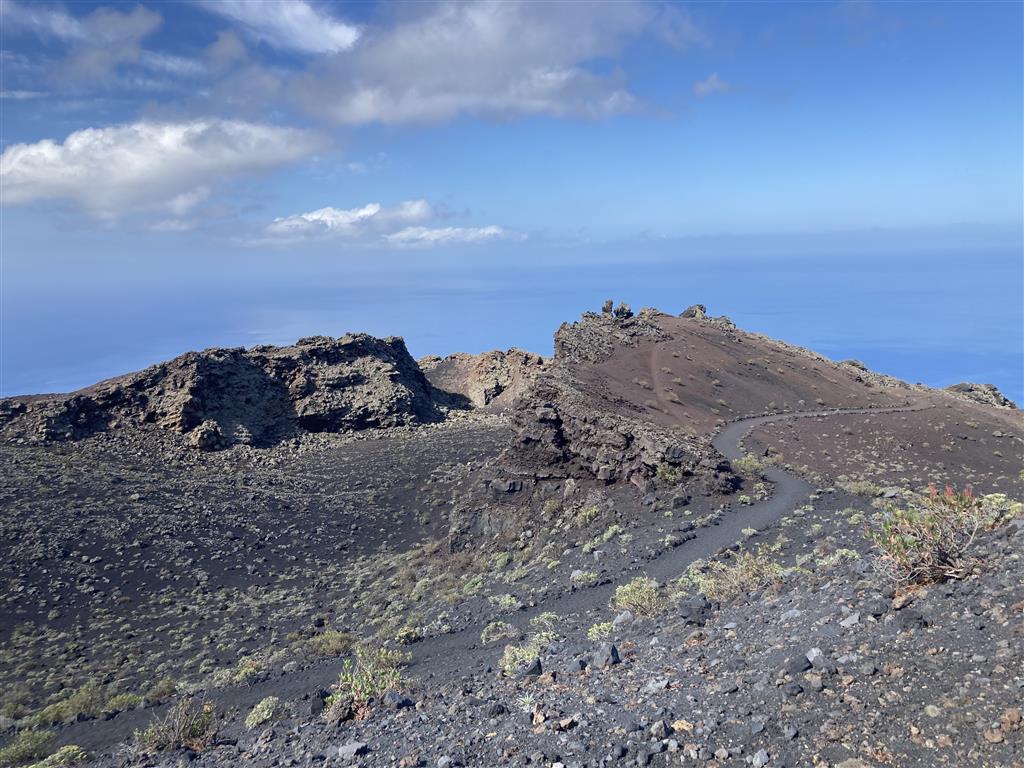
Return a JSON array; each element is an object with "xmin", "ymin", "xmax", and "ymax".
[{"xmin": 56, "ymin": 402, "xmax": 931, "ymax": 755}]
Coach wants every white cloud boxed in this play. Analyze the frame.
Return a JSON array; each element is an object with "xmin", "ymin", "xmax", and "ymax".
[
  {"xmin": 0, "ymin": 90, "xmax": 44, "ymax": 100},
  {"xmin": 1, "ymin": 1, "xmax": 168, "ymax": 82},
  {"xmin": 1, "ymin": 118, "xmax": 324, "ymax": 220},
  {"xmin": 693, "ymin": 72, "xmax": 729, "ymax": 98},
  {"xmin": 261, "ymin": 199, "xmax": 518, "ymax": 247},
  {"xmin": 0, "ymin": 0, "xmax": 83, "ymax": 40},
  {"xmin": 0, "ymin": 1, "xmax": 165, "ymax": 81},
  {"xmin": 140, "ymin": 51, "xmax": 205, "ymax": 77},
  {"xmin": 265, "ymin": 199, "xmax": 433, "ymax": 239},
  {"xmin": 386, "ymin": 225, "xmax": 520, "ymax": 246},
  {"xmin": 293, "ymin": 0, "xmax": 699, "ymax": 124},
  {"xmin": 197, "ymin": 0, "xmax": 360, "ymax": 54}
]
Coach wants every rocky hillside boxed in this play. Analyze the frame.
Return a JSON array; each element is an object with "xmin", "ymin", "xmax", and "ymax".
[
  {"xmin": 945, "ymin": 381, "xmax": 1018, "ymax": 409},
  {"xmin": 504, "ymin": 303, "xmax": 927, "ymax": 489},
  {"xmin": 0, "ymin": 334, "xmax": 449, "ymax": 450},
  {"xmin": 0, "ymin": 303, "xmax": 1020, "ymax": 768}
]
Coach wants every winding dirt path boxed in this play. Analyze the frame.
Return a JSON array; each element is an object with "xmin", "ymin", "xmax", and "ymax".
[{"xmin": 56, "ymin": 402, "xmax": 930, "ymax": 754}]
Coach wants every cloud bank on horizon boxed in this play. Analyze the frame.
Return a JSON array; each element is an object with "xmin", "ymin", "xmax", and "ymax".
[{"xmin": 0, "ymin": 0, "xmax": 1020, "ymax": 247}]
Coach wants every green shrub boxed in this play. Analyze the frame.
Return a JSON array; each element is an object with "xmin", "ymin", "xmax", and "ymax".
[
  {"xmin": 307, "ymin": 630, "xmax": 354, "ymax": 658},
  {"xmin": 27, "ymin": 745, "xmax": 87, "ymax": 767},
  {"xmin": 571, "ymin": 570, "xmax": 598, "ymax": 588},
  {"xmin": 31, "ymin": 681, "xmax": 107, "ymax": 726},
  {"xmin": 135, "ymin": 698, "xmax": 219, "ymax": 753},
  {"xmin": 678, "ymin": 548, "xmax": 785, "ymax": 602},
  {"xmin": 0, "ymin": 685, "xmax": 31, "ymax": 720},
  {"xmin": 611, "ymin": 576, "xmax": 665, "ymax": 617},
  {"xmin": 575, "ymin": 506, "xmax": 600, "ymax": 527},
  {"xmin": 244, "ymin": 696, "xmax": 288, "ymax": 730},
  {"xmin": 731, "ymin": 454, "xmax": 765, "ymax": 478},
  {"xmin": 211, "ymin": 657, "xmax": 264, "ymax": 687},
  {"xmin": 394, "ymin": 624, "xmax": 422, "ymax": 645},
  {"xmin": 0, "ymin": 730, "xmax": 55, "ymax": 766},
  {"xmin": 869, "ymin": 485, "xmax": 1015, "ymax": 586},
  {"xmin": 329, "ymin": 647, "xmax": 408, "ymax": 712},
  {"xmin": 488, "ymin": 594, "xmax": 522, "ymax": 612},
  {"xmin": 655, "ymin": 463, "xmax": 682, "ymax": 484},
  {"xmin": 815, "ymin": 548, "xmax": 857, "ymax": 568},
  {"xmin": 499, "ymin": 631, "xmax": 555, "ymax": 676},
  {"xmin": 841, "ymin": 478, "xmax": 881, "ymax": 497},
  {"xmin": 981, "ymin": 493, "xmax": 1023, "ymax": 526},
  {"xmin": 586, "ymin": 622, "xmax": 614, "ymax": 641},
  {"xmin": 105, "ymin": 693, "xmax": 141, "ymax": 712},
  {"xmin": 529, "ymin": 612, "xmax": 559, "ymax": 631}
]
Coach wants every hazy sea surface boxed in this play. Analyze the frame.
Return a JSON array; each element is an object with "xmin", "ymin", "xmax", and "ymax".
[{"xmin": 3, "ymin": 247, "xmax": 1021, "ymax": 404}]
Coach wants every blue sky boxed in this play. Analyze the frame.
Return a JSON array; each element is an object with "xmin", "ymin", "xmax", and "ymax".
[{"xmin": 1, "ymin": 0, "xmax": 1022, "ymax": 399}]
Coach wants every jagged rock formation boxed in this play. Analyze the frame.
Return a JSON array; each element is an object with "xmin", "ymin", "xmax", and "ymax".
[
  {"xmin": 508, "ymin": 308, "xmax": 708, "ymax": 487},
  {"xmin": 0, "ymin": 334, "xmax": 445, "ymax": 449},
  {"xmin": 946, "ymin": 382, "xmax": 1018, "ymax": 409},
  {"xmin": 680, "ymin": 303, "xmax": 707, "ymax": 319},
  {"xmin": 553, "ymin": 308, "xmax": 670, "ymax": 364},
  {"xmin": 419, "ymin": 348, "xmax": 548, "ymax": 409}
]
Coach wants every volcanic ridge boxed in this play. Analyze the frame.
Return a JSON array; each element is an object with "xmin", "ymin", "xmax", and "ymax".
[{"xmin": 0, "ymin": 303, "xmax": 1020, "ymax": 768}]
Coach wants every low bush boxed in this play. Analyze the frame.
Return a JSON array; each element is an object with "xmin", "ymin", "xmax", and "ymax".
[
  {"xmin": 655, "ymin": 463, "xmax": 683, "ymax": 485},
  {"xmin": 841, "ymin": 478, "xmax": 881, "ymax": 497},
  {"xmin": 394, "ymin": 623, "xmax": 422, "ymax": 645},
  {"xmin": 31, "ymin": 681, "xmax": 107, "ymax": 727},
  {"xmin": 575, "ymin": 506, "xmax": 600, "ymax": 527},
  {"xmin": 499, "ymin": 630, "xmax": 555, "ymax": 676},
  {"xmin": 134, "ymin": 699, "xmax": 219, "ymax": 753},
  {"xmin": 678, "ymin": 548, "xmax": 785, "ymax": 602},
  {"xmin": 244, "ymin": 696, "xmax": 288, "ymax": 730},
  {"xmin": 611, "ymin": 576, "xmax": 666, "ymax": 617},
  {"xmin": 488, "ymin": 593, "xmax": 522, "ymax": 612},
  {"xmin": 731, "ymin": 454, "xmax": 765, "ymax": 478},
  {"xmin": 104, "ymin": 693, "xmax": 141, "ymax": 712},
  {"xmin": 869, "ymin": 485, "xmax": 1018, "ymax": 586},
  {"xmin": 211, "ymin": 657, "xmax": 263, "ymax": 688},
  {"xmin": 27, "ymin": 745, "xmax": 87, "ymax": 767},
  {"xmin": 0, "ymin": 730, "xmax": 55, "ymax": 766},
  {"xmin": 571, "ymin": 570, "xmax": 599, "ymax": 588},
  {"xmin": 306, "ymin": 630, "xmax": 354, "ymax": 658},
  {"xmin": 586, "ymin": 622, "xmax": 614, "ymax": 641},
  {"xmin": 529, "ymin": 612, "xmax": 559, "ymax": 631},
  {"xmin": 329, "ymin": 646, "xmax": 409, "ymax": 713}
]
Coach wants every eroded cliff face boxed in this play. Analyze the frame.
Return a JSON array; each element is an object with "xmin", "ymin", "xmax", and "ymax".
[
  {"xmin": 504, "ymin": 309, "xmax": 714, "ymax": 489},
  {"xmin": 419, "ymin": 348, "xmax": 548, "ymax": 409},
  {"xmin": 0, "ymin": 334, "xmax": 446, "ymax": 449}
]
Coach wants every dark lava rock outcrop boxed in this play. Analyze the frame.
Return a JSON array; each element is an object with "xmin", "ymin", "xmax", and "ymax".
[
  {"xmin": 945, "ymin": 382, "xmax": 1018, "ymax": 409},
  {"xmin": 507, "ymin": 308, "xmax": 706, "ymax": 487},
  {"xmin": 553, "ymin": 307, "xmax": 670, "ymax": 364},
  {"xmin": 0, "ymin": 334, "xmax": 445, "ymax": 449}
]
